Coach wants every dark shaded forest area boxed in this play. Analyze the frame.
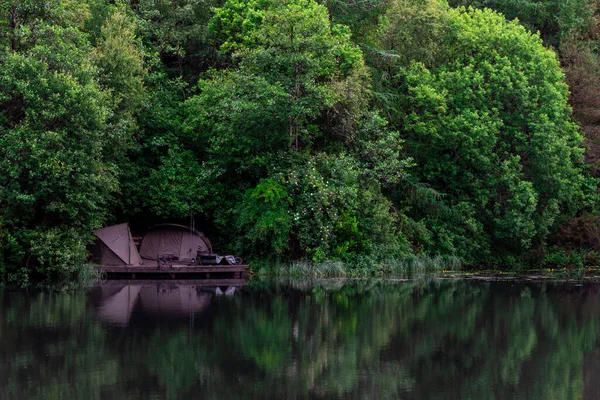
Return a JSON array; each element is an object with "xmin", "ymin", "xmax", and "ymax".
[{"xmin": 1, "ymin": 0, "xmax": 599, "ymax": 281}]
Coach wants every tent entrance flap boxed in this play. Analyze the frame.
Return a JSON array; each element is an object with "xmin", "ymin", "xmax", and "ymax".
[{"xmin": 93, "ymin": 223, "xmax": 142, "ymax": 266}]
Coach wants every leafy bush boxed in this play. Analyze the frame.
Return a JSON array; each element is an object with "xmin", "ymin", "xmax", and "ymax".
[
  {"xmin": 29, "ymin": 228, "xmax": 90, "ymax": 279},
  {"xmin": 543, "ymin": 246, "xmax": 585, "ymax": 268},
  {"xmin": 237, "ymin": 178, "xmax": 293, "ymax": 258},
  {"xmin": 235, "ymin": 153, "xmax": 411, "ymax": 262}
]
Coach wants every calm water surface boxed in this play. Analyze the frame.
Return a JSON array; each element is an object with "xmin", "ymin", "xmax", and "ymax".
[{"xmin": 1, "ymin": 278, "xmax": 600, "ymax": 399}]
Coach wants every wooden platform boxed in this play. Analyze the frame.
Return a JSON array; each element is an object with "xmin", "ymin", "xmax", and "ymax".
[{"xmin": 95, "ymin": 264, "xmax": 249, "ymax": 279}]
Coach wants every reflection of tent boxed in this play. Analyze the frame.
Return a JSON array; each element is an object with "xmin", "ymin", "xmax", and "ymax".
[
  {"xmin": 91, "ymin": 223, "xmax": 142, "ymax": 266},
  {"xmin": 138, "ymin": 285, "xmax": 212, "ymax": 318},
  {"xmin": 93, "ymin": 284, "xmax": 213, "ymax": 326},
  {"xmin": 139, "ymin": 224, "xmax": 212, "ymax": 261},
  {"xmin": 97, "ymin": 285, "xmax": 142, "ymax": 326}
]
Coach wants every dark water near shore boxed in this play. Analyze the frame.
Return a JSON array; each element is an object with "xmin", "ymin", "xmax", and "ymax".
[{"xmin": 2, "ymin": 278, "xmax": 600, "ymax": 399}]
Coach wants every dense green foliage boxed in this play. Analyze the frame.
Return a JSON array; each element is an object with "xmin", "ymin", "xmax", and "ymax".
[
  {"xmin": 375, "ymin": 3, "xmax": 585, "ymax": 263},
  {"xmin": 0, "ymin": 1, "xmax": 115, "ymax": 281},
  {"xmin": 0, "ymin": 0, "xmax": 598, "ymax": 280},
  {"xmin": 448, "ymin": 0, "xmax": 600, "ymax": 263}
]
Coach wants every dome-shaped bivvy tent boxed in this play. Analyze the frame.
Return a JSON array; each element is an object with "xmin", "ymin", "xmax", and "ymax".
[{"xmin": 138, "ymin": 224, "xmax": 212, "ymax": 262}]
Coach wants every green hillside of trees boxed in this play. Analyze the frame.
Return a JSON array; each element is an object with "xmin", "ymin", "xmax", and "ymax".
[{"xmin": 1, "ymin": 0, "xmax": 599, "ymax": 281}]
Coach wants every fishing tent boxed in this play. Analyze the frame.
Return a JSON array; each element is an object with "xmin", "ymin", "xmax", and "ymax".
[
  {"xmin": 91, "ymin": 223, "xmax": 143, "ymax": 266},
  {"xmin": 139, "ymin": 224, "xmax": 212, "ymax": 261}
]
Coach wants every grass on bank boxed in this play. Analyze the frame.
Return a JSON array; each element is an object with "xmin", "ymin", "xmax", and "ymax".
[{"xmin": 250, "ymin": 255, "xmax": 462, "ymax": 278}]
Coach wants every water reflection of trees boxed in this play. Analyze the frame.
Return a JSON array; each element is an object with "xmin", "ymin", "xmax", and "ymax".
[
  {"xmin": 0, "ymin": 292, "xmax": 122, "ymax": 399},
  {"xmin": 1, "ymin": 281, "xmax": 600, "ymax": 399}
]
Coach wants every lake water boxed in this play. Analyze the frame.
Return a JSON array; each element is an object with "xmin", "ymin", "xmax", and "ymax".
[{"xmin": 1, "ymin": 277, "xmax": 600, "ymax": 399}]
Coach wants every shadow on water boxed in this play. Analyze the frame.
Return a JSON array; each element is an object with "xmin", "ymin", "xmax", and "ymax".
[{"xmin": 2, "ymin": 278, "xmax": 600, "ymax": 399}]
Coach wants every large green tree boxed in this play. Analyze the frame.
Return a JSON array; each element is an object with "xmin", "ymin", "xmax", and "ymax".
[
  {"xmin": 447, "ymin": 0, "xmax": 600, "ymax": 258},
  {"xmin": 183, "ymin": 0, "xmax": 409, "ymax": 260},
  {"xmin": 0, "ymin": 46, "xmax": 115, "ymax": 279},
  {"xmin": 377, "ymin": 1, "xmax": 586, "ymax": 263},
  {"xmin": 0, "ymin": 0, "xmax": 147, "ymax": 281}
]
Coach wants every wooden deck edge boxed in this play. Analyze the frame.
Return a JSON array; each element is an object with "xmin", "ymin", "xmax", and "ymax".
[{"xmin": 94, "ymin": 264, "xmax": 249, "ymax": 279}]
